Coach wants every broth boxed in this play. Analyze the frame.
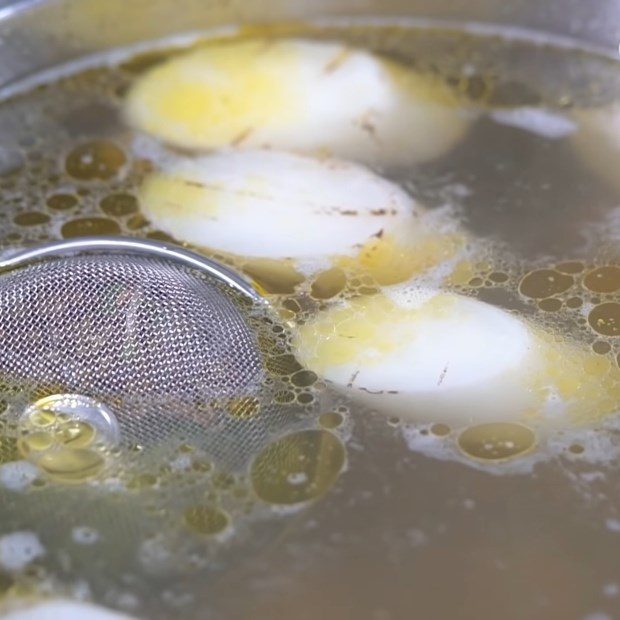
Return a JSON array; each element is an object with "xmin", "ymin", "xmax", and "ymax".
[{"xmin": 0, "ymin": 22, "xmax": 619, "ymax": 620}]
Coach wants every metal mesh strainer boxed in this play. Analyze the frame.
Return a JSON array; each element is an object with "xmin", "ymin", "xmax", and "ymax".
[{"xmin": 0, "ymin": 237, "xmax": 284, "ymax": 469}]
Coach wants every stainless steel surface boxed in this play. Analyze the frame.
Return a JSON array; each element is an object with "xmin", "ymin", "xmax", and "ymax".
[
  {"xmin": 0, "ymin": 0, "xmax": 618, "ymax": 93},
  {"xmin": 0, "ymin": 236, "xmax": 263, "ymax": 301}
]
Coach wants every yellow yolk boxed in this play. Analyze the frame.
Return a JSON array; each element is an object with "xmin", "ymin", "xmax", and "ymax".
[
  {"xmin": 346, "ymin": 230, "xmax": 465, "ymax": 286},
  {"xmin": 127, "ymin": 40, "xmax": 297, "ymax": 149}
]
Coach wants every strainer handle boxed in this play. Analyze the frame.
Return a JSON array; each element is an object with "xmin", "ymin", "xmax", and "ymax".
[{"xmin": 0, "ymin": 236, "xmax": 264, "ymax": 303}]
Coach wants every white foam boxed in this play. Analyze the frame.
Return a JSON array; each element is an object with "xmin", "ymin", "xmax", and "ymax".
[
  {"xmin": 0, "ymin": 461, "xmax": 39, "ymax": 491},
  {"xmin": 0, "ymin": 532, "xmax": 45, "ymax": 571},
  {"xmin": 489, "ymin": 107, "xmax": 577, "ymax": 138},
  {"xmin": 71, "ymin": 527, "xmax": 100, "ymax": 546}
]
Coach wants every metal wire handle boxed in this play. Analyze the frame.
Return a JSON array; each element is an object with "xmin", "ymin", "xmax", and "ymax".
[{"xmin": 0, "ymin": 236, "xmax": 263, "ymax": 303}]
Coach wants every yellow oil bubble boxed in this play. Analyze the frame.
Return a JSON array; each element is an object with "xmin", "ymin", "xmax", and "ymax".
[
  {"xmin": 290, "ymin": 370, "xmax": 318, "ymax": 388},
  {"xmin": 55, "ymin": 420, "xmax": 96, "ymax": 448},
  {"xmin": 146, "ymin": 230, "xmax": 175, "ymax": 242},
  {"xmin": 126, "ymin": 214, "xmax": 149, "ymax": 230},
  {"xmin": 430, "ymin": 423, "xmax": 451, "ymax": 437},
  {"xmin": 18, "ymin": 431, "xmax": 53, "ymax": 455},
  {"xmin": 251, "ymin": 429, "xmax": 346, "ymax": 505},
  {"xmin": 100, "ymin": 192, "xmax": 138, "ymax": 217},
  {"xmin": 584, "ymin": 266, "xmax": 620, "ymax": 293},
  {"xmin": 319, "ymin": 411, "xmax": 344, "ymax": 429},
  {"xmin": 297, "ymin": 392, "xmax": 314, "ymax": 405},
  {"xmin": 46, "ymin": 193, "xmax": 78, "ymax": 210},
  {"xmin": 242, "ymin": 259, "xmax": 305, "ymax": 295},
  {"xmin": 29, "ymin": 410, "xmax": 57, "ymax": 428},
  {"xmin": 569, "ymin": 443, "xmax": 585, "ymax": 455},
  {"xmin": 184, "ymin": 505, "xmax": 229, "ymax": 536},
  {"xmin": 566, "ymin": 296, "xmax": 583, "ymax": 309},
  {"xmin": 65, "ymin": 140, "xmax": 126, "ymax": 180},
  {"xmin": 489, "ymin": 272, "xmax": 509, "ymax": 284},
  {"xmin": 38, "ymin": 448, "xmax": 105, "ymax": 483},
  {"xmin": 538, "ymin": 298, "xmax": 563, "ymax": 312},
  {"xmin": 13, "ymin": 212, "xmax": 50, "ymax": 226},
  {"xmin": 592, "ymin": 341, "xmax": 612, "ymax": 355},
  {"xmin": 519, "ymin": 269, "xmax": 573, "ymax": 299},
  {"xmin": 458, "ymin": 422, "xmax": 536, "ymax": 462},
  {"xmin": 588, "ymin": 302, "xmax": 620, "ymax": 336},
  {"xmin": 311, "ymin": 267, "xmax": 347, "ymax": 300},
  {"xmin": 61, "ymin": 217, "xmax": 121, "ymax": 238}
]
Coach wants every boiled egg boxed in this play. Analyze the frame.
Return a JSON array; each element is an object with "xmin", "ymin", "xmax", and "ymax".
[
  {"xmin": 293, "ymin": 286, "xmax": 620, "ymax": 427},
  {"xmin": 138, "ymin": 149, "xmax": 463, "ymax": 287},
  {"xmin": 125, "ymin": 38, "xmax": 471, "ymax": 166}
]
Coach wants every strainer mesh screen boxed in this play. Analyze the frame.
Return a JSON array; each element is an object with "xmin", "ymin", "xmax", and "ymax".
[{"xmin": 0, "ymin": 254, "xmax": 279, "ymax": 467}]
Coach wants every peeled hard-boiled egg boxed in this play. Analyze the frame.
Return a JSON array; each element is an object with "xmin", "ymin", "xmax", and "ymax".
[
  {"xmin": 125, "ymin": 38, "xmax": 471, "ymax": 166},
  {"xmin": 571, "ymin": 105, "xmax": 620, "ymax": 192},
  {"xmin": 293, "ymin": 286, "xmax": 620, "ymax": 427},
  {"xmin": 138, "ymin": 149, "xmax": 463, "ymax": 289}
]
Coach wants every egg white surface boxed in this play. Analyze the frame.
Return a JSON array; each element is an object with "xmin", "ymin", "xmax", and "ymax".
[
  {"xmin": 294, "ymin": 286, "xmax": 620, "ymax": 427},
  {"xmin": 294, "ymin": 287, "xmax": 538, "ymax": 425},
  {"xmin": 138, "ymin": 149, "xmax": 420, "ymax": 260},
  {"xmin": 125, "ymin": 38, "xmax": 471, "ymax": 166}
]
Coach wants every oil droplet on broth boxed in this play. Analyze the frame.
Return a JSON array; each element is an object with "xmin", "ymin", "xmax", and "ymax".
[
  {"xmin": 430, "ymin": 423, "xmax": 451, "ymax": 437},
  {"xmin": 46, "ymin": 193, "xmax": 78, "ymax": 210},
  {"xmin": 18, "ymin": 395, "xmax": 119, "ymax": 484},
  {"xmin": 251, "ymin": 430, "xmax": 346, "ymax": 505},
  {"xmin": 319, "ymin": 411, "xmax": 344, "ymax": 429},
  {"xmin": 38, "ymin": 448, "xmax": 105, "ymax": 483},
  {"xmin": 55, "ymin": 420, "xmax": 96, "ymax": 448},
  {"xmin": 538, "ymin": 298, "xmax": 563, "ymax": 312},
  {"xmin": 457, "ymin": 422, "xmax": 536, "ymax": 462},
  {"xmin": 311, "ymin": 267, "xmax": 347, "ymax": 299},
  {"xmin": 242, "ymin": 259, "xmax": 306, "ymax": 295},
  {"xmin": 588, "ymin": 302, "xmax": 620, "ymax": 336},
  {"xmin": 184, "ymin": 505, "xmax": 230, "ymax": 536},
  {"xmin": 65, "ymin": 140, "xmax": 126, "ymax": 180},
  {"xmin": 100, "ymin": 192, "xmax": 138, "ymax": 217},
  {"xmin": 592, "ymin": 341, "xmax": 612, "ymax": 355},
  {"xmin": 61, "ymin": 216, "xmax": 121, "ymax": 237},
  {"xmin": 13, "ymin": 212, "xmax": 50, "ymax": 226},
  {"xmin": 584, "ymin": 266, "xmax": 620, "ymax": 293},
  {"xmin": 519, "ymin": 269, "xmax": 573, "ymax": 299}
]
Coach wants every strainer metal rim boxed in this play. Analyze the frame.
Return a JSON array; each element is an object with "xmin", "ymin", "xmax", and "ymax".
[{"xmin": 0, "ymin": 236, "xmax": 264, "ymax": 303}]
